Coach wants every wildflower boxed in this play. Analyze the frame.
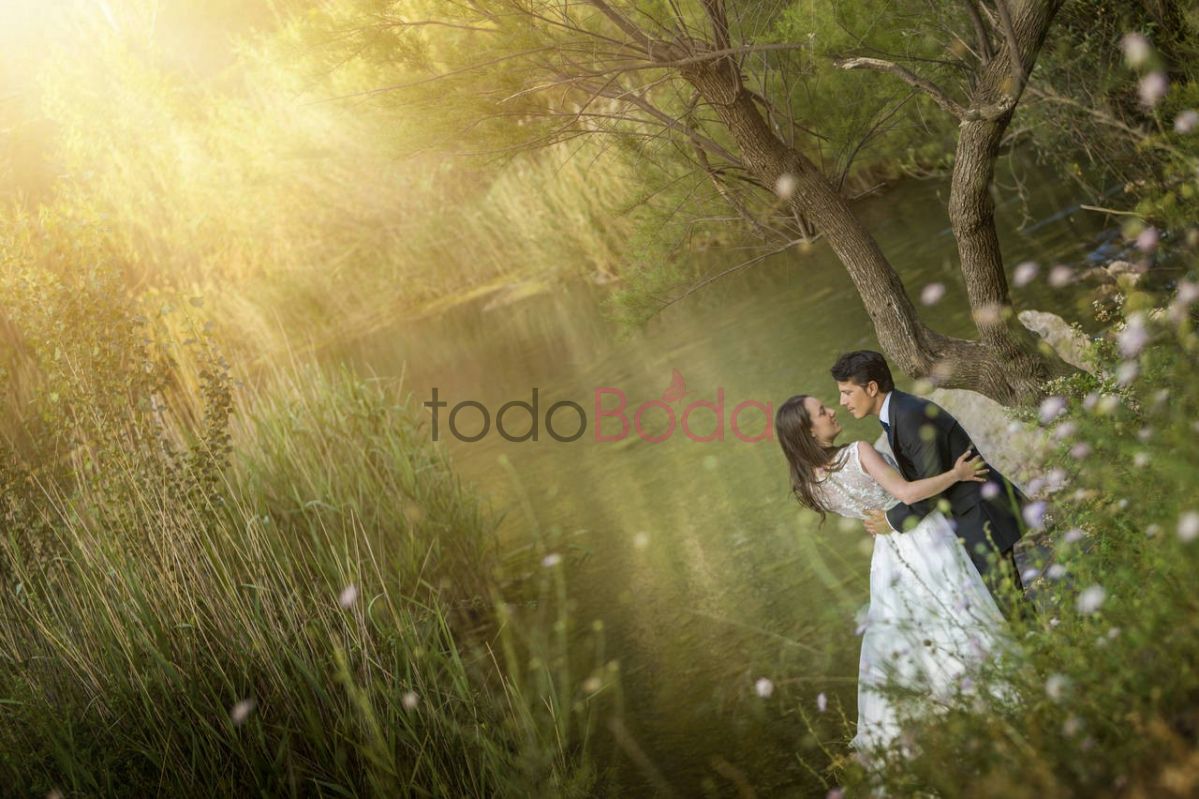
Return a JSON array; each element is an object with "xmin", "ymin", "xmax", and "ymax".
[
  {"xmin": 817, "ymin": 692, "xmax": 828, "ymax": 712},
  {"xmin": 981, "ymin": 482, "xmax": 1000, "ymax": 500},
  {"xmin": 338, "ymin": 584, "xmax": 358, "ymax": 609},
  {"xmin": 1039, "ymin": 395, "xmax": 1066, "ymax": 424},
  {"xmin": 754, "ymin": 677, "xmax": 775, "ymax": 698},
  {"xmin": 1138, "ymin": 72, "xmax": 1168, "ymax": 108},
  {"xmin": 921, "ymin": 282, "xmax": 946, "ymax": 306},
  {"xmin": 774, "ymin": 173, "xmax": 798, "ymax": 200},
  {"xmin": 1046, "ymin": 673, "xmax": 1071, "ymax": 702},
  {"xmin": 1146, "ymin": 524, "xmax": 1161, "ymax": 538},
  {"xmin": 1133, "ymin": 452, "xmax": 1150, "ymax": 468},
  {"xmin": 231, "ymin": 698, "xmax": 256, "ymax": 726},
  {"xmin": 1053, "ymin": 421, "xmax": 1077, "ymax": 441},
  {"xmin": 1096, "ymin": 395, "xmax": 1120, "ymax": 416},
  {"xmin": 1077, "ymin": 585, "xmax": 1106, "ymax": 615},
  {"xmin": 402, "ymin": 691, "xmax": 420, "ymax": 710},
  {"xmin": 542, "ymin": 553, "xmax": 562, "ymax": 567},
  {"xmin": 1013, "ymin": 261, "xmax": 1039, "ymax": 287},
  {"xmin": 1137, "ymin": 427, "xmax": 1153, "ymax": 443},
  {"xmin": 1063, "ymin": 715, "xmax": 1083, "ymax": 737},
  {"xmin": 1118, "ymin": 313, "xmax": 1149, "ymax": 357},
  {"xmin": 1175, "ymin": 109, "xmax": 1199, "ymax": 134},
  {"xmin": 1021, "ymin": 567, "xmax": 1040, "ymax": 583},
  {"xmin": 1117, "ymin": 361, "xmax": 1139, "ymax": 386},
  {"xmin": 1083, "ymin": 392, "xmax": 1099, "ymax": 411},
  {"xmin": 826, "ymin": 789, "xmax": 845, "ymax": 799},
  {"xmin": 1049, "ymin": 265, "xmax": 1075, "ymax": 287},
  {"xmin": 1120, "ymin": 33, "xmax": 1151, "ymax": 68},
  {"xmin": 1023, "ymin": 501, "xmax": 1048, "ymax": 530},
  {"xmin": 582, "ymin": 676, "xmax": 603, "ymax": 693},
  {"xmin": 1063, "ymin": 528, "xmax": 1084, "ymax": 544},
  {"xmin": 1178, "ymin": 511, "xmax": 1199, "ymax": 542},
  {"xmin": 1047, "ymin": 564, "xmax": 1067, "ymax": 580},
  {"xmin": 1135, "ymin": 226, "xmax": 1160, "ymax": 253}
]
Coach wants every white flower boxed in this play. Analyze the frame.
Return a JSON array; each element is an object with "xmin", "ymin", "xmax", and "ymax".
[
  {"xmin": 1053, "ymin": 421, "xmax": 1077, "ymax": 441},
  {"xmin": 816, "ymin": 692, "xmax": 828, "ymax": 712},
  {"xmin": 1178, "ymin": 511, "xmax": 1199, "ymax": 542},
  {"xmin": 582, "ymin": 676, "xmax": 603, "ymax": 693},
  {"xmin": 774, "ymin": 173, "xmax": 798, "ymax": 200},
  {"xmin": 1070, "ymin": 442, "xmax": 1092, "ymax": 460},
  {"xmin": 1118, "ymin": 313, "xmax": 1149, "ymax": 358},
  {"xmin": 1049, "ymin": 265, "xmax": 1075, "ymax": 287},
  {"xmin": 402, "ymin": 691, "xmax": 420, "ymax": 710},
  {"xmin": 921, "ymin": 282, "xmax": 947, "ymax": 306},
  {"xmin": 1039, "ymin": 396, "xmax": 1066, "ymax": 424},
  {"xmin": 1063, "ymin": 528, "xmax": 1085, "ymax": 544},
  {"xmin": 1047, "ymin": 563, "xmax": 1067, "ymax": 580},
  {"xmin": 1133, "ymin": 452, "xmax": 1150, "ymax": 468},
  {"xmin": 338, "ymin": 584, "xmax": 358, "ymax": 609},
  {"xmin": 1135, "ymin": 226, "xmax": 1160, "ymax": 252},
  {"xmin": 1076, "ymin": 585, "xmax": 1106, "ymax": 615},
  {"xmin": 1146, "ymin": 524, "xmax": 1161, "ymax": 538},
  {"xmin": 1121, "ymin": 33, "xmax": 1152, "ymax": 68},
  {"xmin": 1023, "ymin": 501, "xmax": 1048, "ymax": 530},
  {"xmin": 542, "ymin": 553, "xmax": 562, "ymax": 567},
  {"xmin": 1046, "ymin": 673, "xmax": 1071, "ymax": 702},
  {"xmin": 754, "ymin": 677, "xmax": 775, "ymax": 698},
  {"xmin": 231, "ymin": 698, "xmax": 256, "ymax": 725},
  {"xmin": 1175, "ymin": 109, "xmax": 1199, "ymax": 134},
  {"xmin": 1021, "ymin": 567, "xmax": 1040, "ymax": 583},
  {"xmin": 1117, "ymin": 361, "xmax": 1139, "ymax": 386},
  {"xmin": 1013, "ymin": 261, "xmax": 1039, "ymax": 287},
  {"xmin": 1138, "ymin": 72, "xmax": 1168, "ymax": 108}
]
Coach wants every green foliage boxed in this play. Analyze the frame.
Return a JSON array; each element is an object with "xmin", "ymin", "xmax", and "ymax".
[{"xmin": 824, "ymin": 247, "xmax": 1199, "ymax": 798}]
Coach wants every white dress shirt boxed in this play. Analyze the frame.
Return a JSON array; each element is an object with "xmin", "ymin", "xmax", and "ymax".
[{"xmin": 879, "ymin": 391, "xmax": 893, "ymax": 427}]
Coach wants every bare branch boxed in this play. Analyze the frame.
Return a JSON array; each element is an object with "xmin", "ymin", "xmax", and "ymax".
[
  {"xmin": 834, "ymin": 57, "xmax": 966, "ymax": 119},
  {"xmin": 993, "ymin": 0, "xmax": 1025, "ymax": 91},
  {"xmin": 962, "ymin": 0, "xmax": 994, "ymax": 63}
]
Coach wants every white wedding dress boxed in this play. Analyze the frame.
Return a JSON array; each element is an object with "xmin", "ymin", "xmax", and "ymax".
[{"xmin": 816, "ymin": 441, "xmax": 1011, "ymax": 753}]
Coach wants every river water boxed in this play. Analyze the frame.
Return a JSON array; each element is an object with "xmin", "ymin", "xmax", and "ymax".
[{"xmin": 330, "ymin": 174, "xmax": 1115, "ymax": 796}]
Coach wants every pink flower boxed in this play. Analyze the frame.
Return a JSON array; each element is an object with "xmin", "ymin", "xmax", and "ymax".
[
  {"xmin": 1039, "ymin": 395, "xmax": 1066, "ymax": 424},
  {"xmin": 1049, "ymin": 265, "xmax": 1075, "ymax": 287},
  {"xmin": 1138, "ymin": 72, "xmax": 1168, "ymax": 108},
  {"xmin": 1135, "ymin": 226, "xmax": 1160, "ymax": 252},
  {"xmin": 1013, "ymin": 261, "xmax": 1039, "ymax": 287},
  {"xmin": 1175, "ymin": 109, "xmax": 1199, "ymax": 134},
  {"xmin": 921, "ymin": 282, "xmax": 947, "ymax": 306},
  {"xmin": 1118, "ymin": 313, "xmax": 1149, "ymax": 358}
]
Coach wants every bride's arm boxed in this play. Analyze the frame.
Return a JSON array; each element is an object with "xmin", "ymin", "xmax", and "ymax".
[{"xmin": 856, "ymin": 441, "xmax": 987, "ymax": 505}]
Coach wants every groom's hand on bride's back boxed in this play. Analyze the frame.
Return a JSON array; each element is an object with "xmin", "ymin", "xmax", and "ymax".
[{"xmin": 864, "ymin": 509, "xmax": 892, "ymax": 537}]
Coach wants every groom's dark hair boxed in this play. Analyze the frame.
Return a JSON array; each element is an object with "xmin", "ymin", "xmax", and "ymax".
[{"xmin": 830, "ymin": 350, "xmax": 895, "ymax": 393}]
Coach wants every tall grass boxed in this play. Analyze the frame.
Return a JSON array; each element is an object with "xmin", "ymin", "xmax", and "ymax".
[{"xmin": 0, "ymin": 234, "xmax": 608, "ymax": 796}]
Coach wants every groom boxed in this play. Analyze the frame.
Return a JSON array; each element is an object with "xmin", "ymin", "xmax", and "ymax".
[{"xmin": 830, "ymin": 350, "xmax": 1028, "ymax": 606}]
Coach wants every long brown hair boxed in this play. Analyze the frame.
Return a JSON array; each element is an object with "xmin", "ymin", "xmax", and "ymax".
[{"xmin": 775, "ymin": 394, "xmax": 847, "ymax": 523}]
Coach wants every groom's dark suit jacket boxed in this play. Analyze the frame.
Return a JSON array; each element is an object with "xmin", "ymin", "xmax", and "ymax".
[{"xmin": 882, "ymin": 390, "xmax": 1027, "ymax": 575}]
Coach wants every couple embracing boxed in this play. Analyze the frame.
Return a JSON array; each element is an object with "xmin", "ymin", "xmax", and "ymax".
[{"xmin": 775, "ymin": 350, "xmax": 1029, "ymax": 753}]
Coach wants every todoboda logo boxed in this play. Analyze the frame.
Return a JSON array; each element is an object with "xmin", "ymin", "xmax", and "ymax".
[{"xmin": 425, "ymin": 370, "xmax": 775, "ymax": 444}]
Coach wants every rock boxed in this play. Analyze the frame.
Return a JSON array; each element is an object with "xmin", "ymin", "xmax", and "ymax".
[{"xmin": 1018, "ymin": 310, "xmax": 1096, "ymax": 373}]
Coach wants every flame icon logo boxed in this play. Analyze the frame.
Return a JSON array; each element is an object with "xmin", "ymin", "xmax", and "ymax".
[{"xmin": 659, "ymin": 368, "xmax": 687, "ymax": 404}]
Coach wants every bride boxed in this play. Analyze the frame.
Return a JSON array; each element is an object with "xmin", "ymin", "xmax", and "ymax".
[{"xmin": 775, "ymin": 393, "xmax": 1011, "ymax": 754}]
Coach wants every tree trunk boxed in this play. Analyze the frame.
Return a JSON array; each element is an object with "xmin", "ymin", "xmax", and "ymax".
[
  {"xmin": 948, "ymin": 0, "xmax": 1071, "ymax": 401},
  {"xmin": 681, "ymin": 53, "xmax": 1063, "ymax": 405}
]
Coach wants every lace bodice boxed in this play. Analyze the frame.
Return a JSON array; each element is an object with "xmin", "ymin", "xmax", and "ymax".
[{"xmin": 815, "ymin": 441, "xmax": 901, "ymax": 520}]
